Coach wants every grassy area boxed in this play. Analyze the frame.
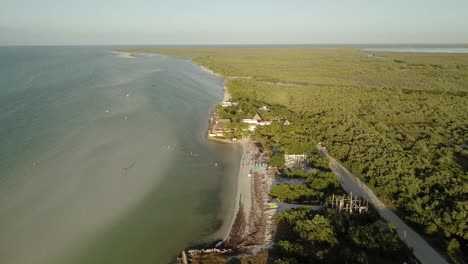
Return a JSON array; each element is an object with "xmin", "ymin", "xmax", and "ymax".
[
  {"xmin": 125, "ymin": 47, "xmax": 468, "ymax": 263},
  {"xmin": 128, "ymin": 47, "xmax": 468, "ymax": 92}
]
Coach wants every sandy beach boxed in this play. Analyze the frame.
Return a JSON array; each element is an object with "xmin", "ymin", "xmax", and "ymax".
[
  {"xmin": 223, "ymin": 140, "xmax": 274, "ymax": 252},
  {"xmin": 202, "ymin": 64, "xmax": 273, "ymax": 249},
  {"xmin": 201, "ymin": 64, "xmax": 250, "ymax": 242},
  {"xmin": 200, "ymin": 65, "xmax": 222, "ymax": 77},
  {"xmin": 178, "ymin": 63, "xmax": 274, "ymax": 264},
  {"xmin": 222, "ymin": 139, "xmax": 252, "ymax": 240}
]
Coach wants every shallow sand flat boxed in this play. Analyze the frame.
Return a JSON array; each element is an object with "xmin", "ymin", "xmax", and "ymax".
[
  {"xmin": 0, "ymin": 48, "xmax": 233, "ymax": 264},
  {"xmin": 109, "ymin": 51, "xmax": 136, "ymax": 58}
]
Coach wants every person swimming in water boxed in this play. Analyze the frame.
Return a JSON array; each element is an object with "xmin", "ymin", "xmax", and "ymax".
[{"xmin": 121, "ymin": 162, "xmax": 135, "ymax": 176}]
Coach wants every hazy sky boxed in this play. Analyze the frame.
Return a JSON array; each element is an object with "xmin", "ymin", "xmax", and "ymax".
[{"xmin": 1, "ymin": 0, "xmax": 467, "ymax": 45}]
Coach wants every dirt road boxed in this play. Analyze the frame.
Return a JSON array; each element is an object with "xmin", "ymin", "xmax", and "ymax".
[{"xmin": 318, "ymin": 145, "xmax": 448, "ymax": 264}]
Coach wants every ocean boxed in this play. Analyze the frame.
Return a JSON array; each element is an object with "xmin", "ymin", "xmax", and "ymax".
[{"xmin": 0, "ymin": 47, "xmax": 241, "ymax": 264}]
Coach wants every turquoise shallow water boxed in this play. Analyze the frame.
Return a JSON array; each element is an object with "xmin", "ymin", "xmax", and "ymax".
[{"xmin": 0, "ymin": 47, "xmax": 240, "ymax": 264}]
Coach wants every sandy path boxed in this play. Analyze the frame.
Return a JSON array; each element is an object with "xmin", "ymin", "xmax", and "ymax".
[
  {"xmin": 222, "ymin": 83, "xmax": 231, "ymax": 101},
  {"xmin": 318, "ymin": 145, "xmax": 448, "ymax": 264}
]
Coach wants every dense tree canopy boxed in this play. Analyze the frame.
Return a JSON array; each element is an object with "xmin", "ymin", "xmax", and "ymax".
[
  {"xmin": 135, "ymin": 47, "xmax": 468, "ymax": 262},
  {"xmin": 273, "ymin": 207, "xmax": 415, "ymax": 264}
]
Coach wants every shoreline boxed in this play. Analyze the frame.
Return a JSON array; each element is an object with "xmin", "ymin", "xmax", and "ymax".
[
  {"xmin": 198, "ymin": 63, "xmax": 274, "ymax": 253},
  {"xmin": 199, "ymin": 65, "xmax": 222, "ymax": 78},
  {"xmin": 127, "ymin": 52, "xmax": 246, "ymax": 260},
  {"xmin": 198, "ymin": 64, "xmax": 231, "ymax": 102},
  {"xmin": 222, "ymin": 139, "xmax": 249, "ymax": 242},
  {"xmin": 109, "ymin": 52, "xmax": 273, "ymax": 262},
  {"xmin": 198, "ymin": 64, "xmax": 247, "ymax": 243}
]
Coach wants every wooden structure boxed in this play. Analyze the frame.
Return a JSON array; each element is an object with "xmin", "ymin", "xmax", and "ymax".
[
  {"xmin": 284, "ymin": 153, "xmax": 308, "ymax": 169},
  {"xmin": 330, "ymin": 193, "xmax": 369, "ymax": 214}
]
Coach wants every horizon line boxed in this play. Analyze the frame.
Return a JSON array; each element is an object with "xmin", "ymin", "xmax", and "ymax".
[{"xmin": 1, "ymin": 42, "xmax": 468, "ymax": 48}]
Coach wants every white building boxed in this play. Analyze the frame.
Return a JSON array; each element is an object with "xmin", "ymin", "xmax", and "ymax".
[
  {"xmin": 258, "ymin": 121, "xmax": 272, "ymax": 126},
  {"xmin": 221, "ymin": 101, "xmax": 239, "ymax": 107},
  {"xmin": 242, "ymin": 119, "xmax": 258, "ymax": 124},
  {"xmin": 242, "ymin": 113, "xmax": 272, "ymax": 129},
  {"xmin": 258, "ymin": 105, "xmax": 270, "ymax": 111},
  {"xmin": 242, "ymin": 113, "xmax": 263, "ymax": 124}
]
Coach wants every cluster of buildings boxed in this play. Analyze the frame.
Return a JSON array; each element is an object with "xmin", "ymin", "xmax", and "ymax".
[
  {"xmin": 242, "ymin": 113, "xmax": 272, "ymax": 131},
  {"xmin": 209, "ymin": 101, "xmax": 291, "ymax": 139},
  {"xmin": 221, "ymin": 102, "xmax": 269, "ymax": 112},
  {"xmin": 221, "ymin": 101, "xmax": 239, "ymax": 107}
]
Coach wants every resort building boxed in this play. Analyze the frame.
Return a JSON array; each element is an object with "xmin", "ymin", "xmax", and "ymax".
[
  {"xmin": 258, "ymin": 121, "xmax": 272, "ymax": 126},
  {"xmin": 242, "ymin": 113, "xmax": 263, "ymax": 124},
  {"xmin": 221, "ymin": 101, "xmax": 238, "ymax": 107},
  {"xmin": 210, "ymin": 119, "xmax": 232, "ymax": 137},
  {"xmin": 242, "ymin": 113, "xmax": 271, "ymax": 130}
]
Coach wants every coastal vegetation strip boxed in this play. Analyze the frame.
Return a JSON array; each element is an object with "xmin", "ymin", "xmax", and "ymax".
[{"xmin": 125, "ymin": 47, "xmax": 467, "ymax": 263}]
